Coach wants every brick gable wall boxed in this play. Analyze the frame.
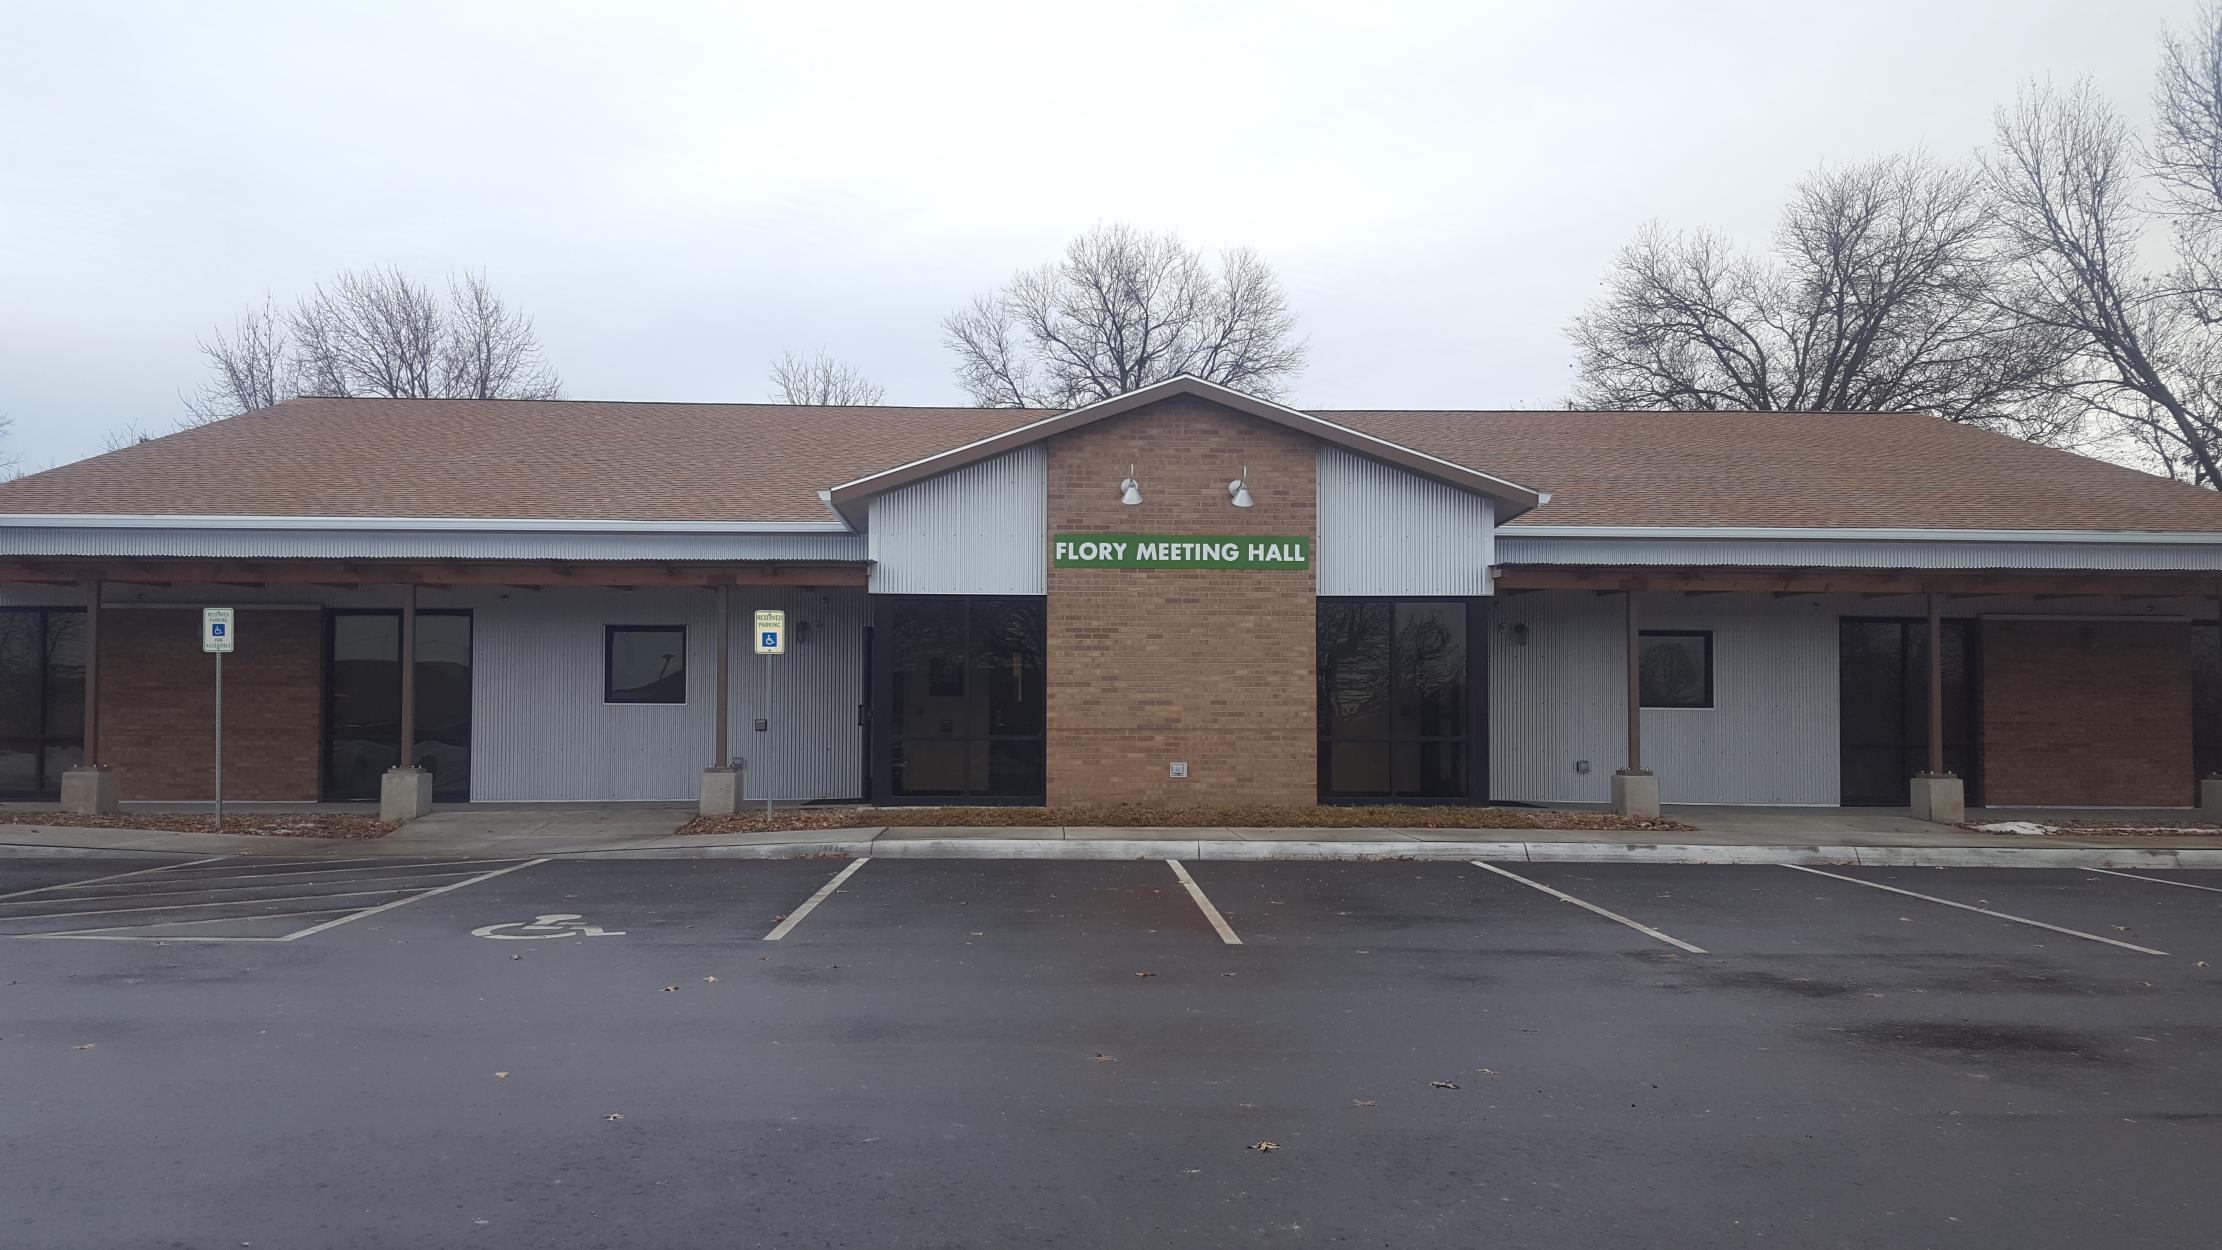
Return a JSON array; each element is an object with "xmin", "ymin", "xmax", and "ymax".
[
  {"xmin": 1045, "ymin": 396, "xmax": 1317, "ymax": 806},
  {"xmin": 1979, "ymin": 618, "xmax": 2193, "ymax": 806},
  {"xmin": 100, "ymin": 608, "xmax": 323, "ymax": 801}
]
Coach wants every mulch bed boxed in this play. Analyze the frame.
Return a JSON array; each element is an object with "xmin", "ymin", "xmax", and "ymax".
[
  {"xmin": 0, "ymin": 811, "xmax": 395, "ymax": 839},
  {"xmin": 681, "ymin": 803, "xmax": 1693, "ymax": 837},
  {"xmin": 1968, "ymin": 818, "xmax": 2222, "ymax": 839}
]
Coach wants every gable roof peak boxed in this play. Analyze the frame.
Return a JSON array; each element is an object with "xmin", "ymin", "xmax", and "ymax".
[{"xmin": 821, "ymin": 374, "xmax": 1548, "ymax": 528}]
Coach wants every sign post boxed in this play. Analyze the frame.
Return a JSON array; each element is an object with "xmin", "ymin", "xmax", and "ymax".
[
  {"xmin": 752, "ymin": 610, "xmax": 786, "ymax": 818},
  {"xmin": 201, "ymin": 609, "xmax": 235, "ymax": 833}
]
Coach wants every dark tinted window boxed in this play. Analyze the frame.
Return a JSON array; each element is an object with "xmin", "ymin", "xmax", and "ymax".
[
  {"xmin": 606, "ymin": 626, "xmax": 687, "ymax": 704},
  {"xmin": 1317, "ymin": 599, "xmax": 1473, "ymax": 801},
  {"xmin": 1639, "ymin": 632, "xmax": 1711, "ymax": 708}
]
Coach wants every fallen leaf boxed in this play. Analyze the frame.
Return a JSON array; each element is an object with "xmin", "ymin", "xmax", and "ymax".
[
  {"xmin": 1093, "ymin": 1053, "xmax": 1117, "ymax": 1063},
  {"xmin": 704, "ymin": 976, "xmax": 718, "ymax": 983},
  {"xmin": 1249, "ymin": 1141, "xmax": 1280, "ymax": 1152},
  {"xmin": 1135, "ymin": 970, "xmax": 1155, "ymax": 978},
  {"xmin": 1476, "ymin": 1068, "xmax": 1499, "ymax": 1076},
  {"xmin": 70, "ymin": 1043, "xmax": 95, "ymax": 1051},
  {"xmin": 969, "ymin": 931, "xmax": 985, "ymax": 936},
  {"xmin": 1431, "ymin": 1081, "xmax": 1460, "ymax": 1090},
  {"xmin": 661, "ymin": 986, "xmax": 678, "ymax": 992},
  {"xmin": 1352, "ymin": 1099, "xmax": 1377, "ymax": 1108},
  {"xmin": 494, "ymin": 1071, "xmax": 509, "ymax": 1079},
  {"xmin": 606, "ymin": 1113, "xmax": 624, "ymax": 1122}
]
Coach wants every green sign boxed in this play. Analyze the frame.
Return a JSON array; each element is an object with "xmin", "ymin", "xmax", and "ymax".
[{"xmin": 1052, "ymin": 534, "xmax": 1310, "ymax": 570}]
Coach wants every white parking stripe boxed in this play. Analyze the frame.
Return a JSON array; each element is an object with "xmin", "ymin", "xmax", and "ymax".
[
  {"xmin": 1782, "ymin": 864, "xmax": 2170, "ymax": 955},
  {"xmin": 37, "ymin": 905, "xmax": 370, "ymax": 937},
  {"xmin": 275, "ymin": 859, "xmax": 547, "ymax": 941},
  {"xmin": 763, "ymin": 858, "xmax": 870, "ymax": 941},
  {"xmin": 0, "ymin": 857, "xmax": 226, "ymax": 903},
  {"xmin": 0, "ymin": 886, "xmax": 454, "ymax": 925},
  {"xmin": 2085, "ymin": 867, "xmax": 2222, "ymax": 896},
  {"xmin": 10, "ymin": 866, "xmax": 500, "ymax": 907},
  {"xmin": 1167, "ymin": 860, "xmax": 1241, "ymax": 945},
  {"xmin": 1470, "ymin": 861, "xmax": 1708, "ymax": 954}
]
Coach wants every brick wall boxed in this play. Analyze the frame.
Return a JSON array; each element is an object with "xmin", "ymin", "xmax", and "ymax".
[
  {"xmin": 99, "ymin": 608, "xmax": 323, "ymax": 801},
  {"xmin": 1045, "ymin": 396, "xmax": 1318, "ymax": 806},
  {"xmin": 1980, "ymin": 618, "xmax": 2192, "ymax": 806}
]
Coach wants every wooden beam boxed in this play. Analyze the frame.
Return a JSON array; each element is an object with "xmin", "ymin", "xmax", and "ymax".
[{"xmin": 1495, "ymin": 565, "xmax": 2222, "ymax": 599}]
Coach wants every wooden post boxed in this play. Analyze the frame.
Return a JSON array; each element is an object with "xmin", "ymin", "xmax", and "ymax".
[
  {"xmin": 399, "ymin": 583, "xmax": 417, "ymax": 772},
  {"xmin": 713, "ymin": 583, "xmax": 732, "ymax": 769},
  {"xmin": 1926, "ymin": 591, "xmax": 1945, "ymax": 775},
  {"xmin": 1625, "ymin": 589, "xmax": 1642, "ymax": 772},
  {"xmin": 82, "ymin": 581, "xmax": 100, "ymax": 768}
]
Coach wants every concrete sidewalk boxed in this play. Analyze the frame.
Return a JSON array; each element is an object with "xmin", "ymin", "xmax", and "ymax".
[{"xmin": 4, "ymin": 804, "xmax": 2221, "ymax": 869}]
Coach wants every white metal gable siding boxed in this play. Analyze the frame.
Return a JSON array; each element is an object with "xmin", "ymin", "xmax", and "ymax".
[
  {"xmin": 1315, "ymin": 447, "xmax": 1495, "ymax": 596},
  {"xmin": 465, "ymin": 587, "xmax": 866, "ymax": 802},
  {"xmin": 867, "ymin": 447, "xmax": 1046, "ymax": 595},
  {"xmin": 1497, "ymin": 533, "xmax": 2222, "ymax": 571},
  {"xmin": 1489, "ymin": 592, "xmax": 1839, "ymax": 805}
]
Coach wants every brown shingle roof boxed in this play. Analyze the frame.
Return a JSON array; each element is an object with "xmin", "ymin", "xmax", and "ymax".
[
  {"xmin": 2, "ymin": 396, "xmax": 2219, "ymax": 533},
  {"xmin": 1318, "ymin": 409, "xmax": 2222, "ymax": 532}
]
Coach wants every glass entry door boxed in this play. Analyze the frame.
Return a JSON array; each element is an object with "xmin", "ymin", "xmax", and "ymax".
[
  {"xmin": 870, "ymin": 597, "xmax": 1045, "ymax": 803},
  {"xmin": 0, "ymin": 608, "xmax": 86, "ymax": 798},
  {"xmin": 1838, "ymin": 618, "xmax": 1976, "ymax": 806},
  {"xmin": 324, "ymin": 611, "xmax": 473, "ymax": 802}
]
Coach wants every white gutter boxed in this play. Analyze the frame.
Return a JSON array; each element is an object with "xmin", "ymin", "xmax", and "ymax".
[
  {"xmin": 0, "ymin": 513, "xmax": 854, "ymax": 535},
  {"xmin": 1504, "ymin": 525, "xmax": 2222, "ymax": 545}
]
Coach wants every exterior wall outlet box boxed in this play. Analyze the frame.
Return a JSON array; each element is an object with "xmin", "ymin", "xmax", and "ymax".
[
  {"xmin": 1170, "ymin": 761, "xmax": 1189, "ymax": 779},
  {"xmin": 1574, "ymin": 760, "xmax": 1591, "ymax": 774},
  {"xmin": 753, "ymin": 718, "xmax": 768, "ymax": 732}
]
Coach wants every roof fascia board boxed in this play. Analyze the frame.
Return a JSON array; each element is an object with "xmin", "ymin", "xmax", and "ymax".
[
  {"xmin": 1507, "ymin": 525, "xmax": 2222, "ymax": 545},
  {"xmin": 0, "ymin": 514, "xmax": 852, "ymax": 535},
  {"xmin": 823, "ymin": 375, "xmax": 1548, "ymax": 526}
]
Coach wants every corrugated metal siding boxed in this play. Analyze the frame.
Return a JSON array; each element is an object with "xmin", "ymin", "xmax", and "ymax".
[
  {"xmin": 1498, "ymin": 534, "xmax": 2222, "ymax": 570},
  {"xmin": 0, "ymin": 526, "xmax": 864, "ymax": 561},
  {"xmin": 1316, "ymin": 447, "xmax": 1494, "ymax": 595},
  {"xmin": 1490, "ymin": 592, "xmax": 1840, "ymax": 805},
  {"xmin": 723, "ymin": 587, "xmax": 866, "ymax": 802},
  {"xmin": 470, "ymin": 586, "xmax": 865, "ymax": 802},
  {"xmin": 867, "ymin": 447, "xmax": 1046, "ymax": 594}
]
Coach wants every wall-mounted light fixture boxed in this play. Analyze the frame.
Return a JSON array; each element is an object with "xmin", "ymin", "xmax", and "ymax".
[
  {"xmin": 1228, "ymin": 466, "xmax": 1253, "ymax": 508},
  {"xmin": 1119, "ymin": 465, "xmax": 1143, "ymax": 506}
]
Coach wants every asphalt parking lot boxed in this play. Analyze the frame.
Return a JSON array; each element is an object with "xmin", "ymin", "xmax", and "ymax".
[{"xmin": 5, "ymin": 853, "xmax": 2222, "ymax": 1249}]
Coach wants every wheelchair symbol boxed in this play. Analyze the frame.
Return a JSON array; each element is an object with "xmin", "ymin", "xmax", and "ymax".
[{"xmin": 470, "ymin": 913, "xmax": 625, "ymax": 940}]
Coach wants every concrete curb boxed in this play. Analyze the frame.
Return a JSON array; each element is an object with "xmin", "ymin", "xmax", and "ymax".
[{"xmin": 551, "ymin": 838, "xmax": 2222, "ymax": 868}]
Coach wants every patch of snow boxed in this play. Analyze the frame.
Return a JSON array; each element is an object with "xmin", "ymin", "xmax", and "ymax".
[{"xmin": 1977, "ymin": 820, "xmax": 2058, "ymax": 836}]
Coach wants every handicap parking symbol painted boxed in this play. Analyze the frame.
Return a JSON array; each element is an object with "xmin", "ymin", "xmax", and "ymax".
[{"xmin": 470, "ymin": 913, "xmax": 626, "ymax": 940}]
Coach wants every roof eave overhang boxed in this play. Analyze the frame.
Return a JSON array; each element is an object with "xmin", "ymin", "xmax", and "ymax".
[
  {"xmin": 822, "ymin": 375, "xmax": 1549, "ymax": 528},
  {"xmin": 0, "ymin": 513, "xmax": 852, "ymax": 535}
]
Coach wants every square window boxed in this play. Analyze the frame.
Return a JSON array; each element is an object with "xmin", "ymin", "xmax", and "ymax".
[
  {"xmin": 1640, "ymin": 631, "xmax": 1712, "ymax": 709},
  {"xmin": 605, "ymin": 626, "xmax": 687, "ymax": 704}
]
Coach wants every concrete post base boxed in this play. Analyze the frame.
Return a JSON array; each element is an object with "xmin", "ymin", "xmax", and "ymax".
[
  {"xmin": 60, "ymin": 766, "xmax": 120, "ymax": 815},
  {"xmin": 2201, "ymin": 777, "xmax": 2222, "ymax": 821},
  {"xmin": 1910, "ymin": 773, "xmax": 1965, "ymax": 824},
  {"xmin": 379, "ymin": 767, "xmax": 433, "ymax": 824},
  {"xmin": 700, "ymin": 767, "xmax": 742, "ymax": 817},
  {"xmin": 1612, "ymin": 770, "xmax": 1660, "ymax": 819}
]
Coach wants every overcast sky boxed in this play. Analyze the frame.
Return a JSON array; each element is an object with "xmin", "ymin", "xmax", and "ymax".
[{"xmin": 0, "ymin": 0, "xmax": 2198, "ymax": 470}]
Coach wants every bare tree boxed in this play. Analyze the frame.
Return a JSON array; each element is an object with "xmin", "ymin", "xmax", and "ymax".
[
  {"xmin": 769, "ymin": 350, "xmax": 886, "ymax": 404},
  {"xmin": 183, "ymin": 295, "xmax": 288, "ymax": 426},
  {"xmin": 1987, "ymin": 4, "xmax": 2222, "ymax": 487},
  {"xmin": 943, "ymin": 223, "xmax": 1307, "ymax": 408},
  {"xmin": 290, "ymin": 267, "xmax": 560, "ymax": 401},
  {"xmin": 0, "ymin": 411, "xmax": 17, "ymax": 480},
  {"xmin": 1569, "ymin": 153, "xmax": 2077, "ymax": 442},
  {"xmin": 185, "ymin": 267, "xmax": 561, "ymax": 423}
]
